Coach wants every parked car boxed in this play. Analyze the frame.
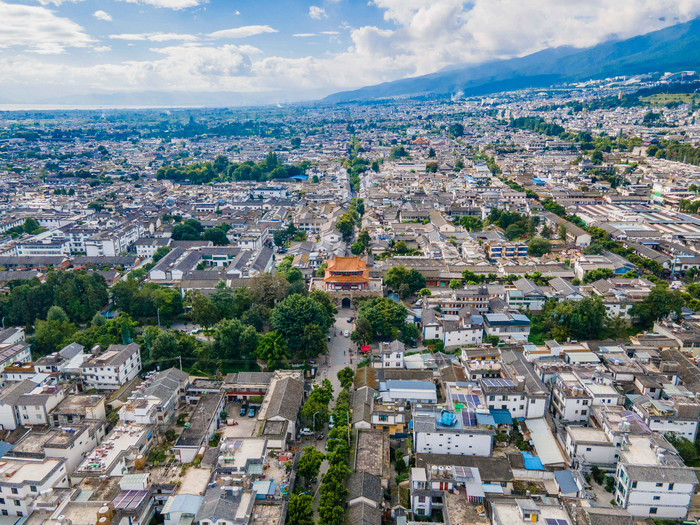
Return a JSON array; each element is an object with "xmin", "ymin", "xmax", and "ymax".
[
  {"xmin": 343, "ymin": 330, "xmax": 349, "ymax": 337},
  {"xmin": 248, "ymin": 407, "xmax": 256, "ymax": 418},
  {"xmin": 300, "ymin": 428, "xmax": 314, "ymax": 436}
]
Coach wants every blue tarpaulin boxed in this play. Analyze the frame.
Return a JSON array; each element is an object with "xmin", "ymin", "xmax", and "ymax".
[
  {"xmin": 521, "ymin": 451, "xmax": 545, "ymax": 471},
  {"xmin": 490, "ymin": 409, "xmax": 513, "ymax": 425}
]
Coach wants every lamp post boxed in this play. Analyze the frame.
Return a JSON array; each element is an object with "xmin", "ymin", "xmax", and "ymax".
[
  {"xmin": 312, "ymin": 410, "xmax": 322, "ymax": 433},
  {"xmin": 157, "ymin": 307, "xmax": 161, "ymax": 329}
]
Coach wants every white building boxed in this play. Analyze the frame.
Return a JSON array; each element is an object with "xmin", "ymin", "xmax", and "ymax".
[
  {"xmin": 0, "ymin": 458, "xmax": 69, "ymax": 517},
  {"xmin": 615, "ymin": 434, "xmax": 697, "ymax": 519},
  {"xmin": 412, "ymin": 409, "xmax": 493, "ymax": 457},
  {"xmin": 565, "ymin": 426, "xmax": 619, "ymax": 466},
  {"xmin": 380, "ymin": 380, "xmax": 437, "ymax": 404},
  {"xmin": 81, "ymin": 343, "xmax": 141, "ymax": 391}
]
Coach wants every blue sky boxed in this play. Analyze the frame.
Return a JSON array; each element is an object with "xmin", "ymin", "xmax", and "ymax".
[{"xmin": 1, "ymin": 0, "xmax": 700, "ymax": 104}]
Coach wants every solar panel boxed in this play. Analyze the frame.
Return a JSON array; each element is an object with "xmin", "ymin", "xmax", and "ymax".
[
  {"xmin": 461, "ymin": 409, "xmax": 477, "ymax": 427},
  {"xmin": 233, "ymin": 440, "xmax": 243, "ymax": 449}
]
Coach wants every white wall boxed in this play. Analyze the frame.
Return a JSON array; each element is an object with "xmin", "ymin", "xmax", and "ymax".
[{"xmin": 414, "ymin": 431, "xmax": 492, "ymax": 456}]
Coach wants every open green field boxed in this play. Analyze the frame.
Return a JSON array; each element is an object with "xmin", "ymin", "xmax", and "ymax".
[{"xmin": 640, "ymin": 93, "xmax": 700, "ymax": 106}]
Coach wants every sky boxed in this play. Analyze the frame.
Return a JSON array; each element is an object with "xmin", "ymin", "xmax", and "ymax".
[{"xmin": 1, "ymin": 0, "xmax": 700, "ymax": 104}]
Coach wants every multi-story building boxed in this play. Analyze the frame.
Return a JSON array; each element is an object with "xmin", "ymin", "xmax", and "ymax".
[
  {"xmin": 615, "ymin": 434, "xmax": 697, "ymax": 519},
  {"xmin": 0, "ymin": 457, "xmax": 69, "ymax": 517},
  {"xmin": 551, "ymin": 372, "xmax": 592, "ymax": 424},
  {"xmin": 81, "ymin": 343, "xmax": 141, "ymax": 391}
]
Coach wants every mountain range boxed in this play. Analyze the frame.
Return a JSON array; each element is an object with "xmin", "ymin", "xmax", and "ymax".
[{"xmin": 325, "ymin": 17, "xmax": 700, "ymax": 103}]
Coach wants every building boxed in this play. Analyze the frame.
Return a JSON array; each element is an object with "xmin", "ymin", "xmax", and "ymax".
[
  {"xmin": 379, "ymin": 380, "xmax": 437, "ymax": 404},
  {"xmin": 195, "ymin": 486, "xmax": 255, "ymax": 525},
  {"xmin": 120, "ymin": 368, "xmax": 189, "ymax": 426},
  {"xmin": 412, "ymin": 408, "xmax": 493, "ymax": 457},
  {"xmin": 614, "ymin": 434, "xmax": 697, "ymax": 518},
  {"xmin": 81, "ymin": 343, "xmax": 142, "ymax": 391},
  {"xmin": 0, "ymin": 457, "xmax": 69, "ymax": 517},
  {"xmin": 322, "ymin": 256, "xmax": 370, "ymax": 292},
  {"xmin": 173, "ymin": 392, "xmax": 225, "ymax": 463}
]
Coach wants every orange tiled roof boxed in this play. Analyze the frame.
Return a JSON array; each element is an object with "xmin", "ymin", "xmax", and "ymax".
[{"xmin": 327, "ymin": 256, "xmax": 367, "ymax": 272}]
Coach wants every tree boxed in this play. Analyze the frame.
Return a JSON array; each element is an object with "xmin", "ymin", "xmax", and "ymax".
[
  {"xmin": 185, "ymin": 290, "xmax": 219, "ymax": 328},
  {"xmin": 250, "ymin": 272, "xmax": 289, "ymax": 308},
  {"xmin": 542, "ymin": 297, "xmax": 607, "ymax": 341},
  {"xmin": 630, "ymin": 286, "xmax": 684, "ymax": 329},
  {"xmin": 337, "ymin": 367, "xmax": 354, "ymax": 389},
  {"xmin": 402, "ymin": 322, "xmax": 420, "ymax": 345},
  {"xmin": 459, "ymin": 216, "xmax": 483, "ymax": 231},
  {"xmin": 31, "ymin": 318, "xmax": 77, "ymax": 356},
  {"xmin": 558, "ymin": 224, "xmax": 567, "ymax": 242},
  {"xmin": 46, "ymin": 305, "xmax": 69, "ymax": 323},
  {"xmin": 357, "ymin": 297, "xmax": 407, "ymax": 341},
  {"xmin": 335, "ymin": 214, "xmax": 355, "ymax": 241},
  {"xmin": 297, "ymin": 446, "xmax": 324, "ymax": 481},
  {"xmin": 254, "ymin": 331, "xmax": 289, "ymax": 371},
  {"xmin": 171, "ymin": 223, "xmax": 201, "ymax": 241},
  {"xmin": 582, "ymin": 268, "xmax": 614, "ymax": 284},
  {"xmin": 425, "ymin": 161, "xmax": 438, "ymax": 173},
  {"xmin": 528, "ymin": 238, "xmax": 552, "ymax": 257},
  {"xmin": 541, "ymin": 225, "xmax": 552, "ymax": 239},
  {"xmin": 203, "ymin": 226, "xmax": 229, "ymax": 246},
  {"xmin": 384, "ymin": 266, "xmax": 409, "ymax": 290},
  {"xmin": 505, "ymin": 223, "xmax": 525, "ymax": 240},
  {"xmin": 287, "ymin": 494, "xmax": 314, "ymax": 525},
  {"xmin": 427, "ymin": 147, "xmax": 436, "ymax": 158},
  {"xmin": 271, "ymin": 294, "xmax": 333, "ymax": 358},
  {"xmin": 22, "ymin": 217, "xmax": 42, "ymax": 234},
  {"xmin": 419, "ymin": 288, "xmax": 431, "ymax": 297},
  {"xmin": 350, "ymin": 317, "xmax": 373, "ymax": 346},
  {"xmin": 212, "ymin": 318, "xmax": 259, "ymax": 364},
  {"xmin": 152, "ymin": 246, "xmax": 172, "ymax": 262},
  {"xmin": 448, "ymin": 123, "xmax": 464, "ymax": 137}
]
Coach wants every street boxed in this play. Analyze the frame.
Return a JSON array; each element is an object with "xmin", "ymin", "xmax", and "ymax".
[{"xmin": 309, "ymin": 307, "xmax": 358, "ymax": 515}]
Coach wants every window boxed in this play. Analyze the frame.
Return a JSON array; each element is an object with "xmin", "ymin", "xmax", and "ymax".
[
  {"xmin": 656, "ymin": 482, "xmax": 663, "ymax": 487},
  {"xmin": 653, "ymin": 496, "xmax": 660, "ymax": 501},
  {"xmin": 30, "ymin": 486, "xmax": 37, "ymax": 493},
  {"xmin": 650, "ymin": 508, "xmax": 657, "ymax": 515},
  {"xmin": 631, "ymin": 481, "xmax": 637, "ymax": 488},
  {"xmin": 10, "ymin": 489, "xmax": 17, "ymax": 495},
  {"xmin": 418, "ymin": 496, "xmax": 425, "ymax": 503},
  {"xmin": 13, "ymin": 500, "xmax": 20, "ymax": 507},
  {"xmin": 668, "ymin": 483, "xmax": 674, "ymax": 490}
]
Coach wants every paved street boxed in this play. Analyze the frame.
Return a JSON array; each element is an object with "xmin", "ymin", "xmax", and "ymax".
[{"xmin": 311, "ymin": 307, "xmax": 359, "ymax": 515}]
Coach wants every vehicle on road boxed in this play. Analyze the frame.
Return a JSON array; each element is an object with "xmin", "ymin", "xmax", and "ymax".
[
  {"xmin": 247, "ymin": 407, "xmax": 256, "ymax": 418},
  {"xmin": 343, "ymin": 330, "xmax": 349, "ymax": 337},
  {"xmin": 300, "ymin": 428, "xmax": 314, "ymax": 436},
  {"xmin": 316, "ymin": 433, "xmax": 324, "ymax": 440},
  {"xmin": 240, "ymin": 406, "xmax": 247, "ymax": 416},
  {"xmin": 328, "ymin": 416, "xmax": 334, "ymax": 429}
]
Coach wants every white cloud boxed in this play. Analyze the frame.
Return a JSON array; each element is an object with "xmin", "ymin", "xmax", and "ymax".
[
  {"xmin": 4, "ymin": 0, "xmax": 700, "ymax": 102},
  {"xmin": 110, "ymin": 32, "xmax": 199, "ymax": 42},
  {"xmin": 117, "ymin": 0, "xmax": 204, "ymax": 10},
  {"xmin": 93, "ymin": 45, "xmax": 111, "ymax": 52},
  {"xmin": 234, "ymin": 10, "xmax": 240, "ymax": 15},
  {"xmin": 208, "ymin": 25, "xmax": 277, "ymax": 39},
  {"xmin": 293, "ymin": 33, "xmax": 316, "ymax": 38},
  {"xmin": 93, "ymin": 10, "xmax": 112, "ymax": 21},
  {"xmin": 309, "ymin": 5, "xmax": 327, "ymax": 19},
  {"xmin": 0, "ymin": 1, "xmax": 92, "ymax": 54}
]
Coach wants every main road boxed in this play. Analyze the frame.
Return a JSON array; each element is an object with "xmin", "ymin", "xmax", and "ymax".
[{"xmin": 310, "ymin": 307, "xmax": 358, "ymax": 515}]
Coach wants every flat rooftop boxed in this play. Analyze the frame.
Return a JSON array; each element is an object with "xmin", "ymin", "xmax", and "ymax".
[
  {"xmin": 76, "ymin": 422, "xmax": 148, "ymax": 475},
  {"xmin": 444, "ymin": 487, "xmax": 489, "ymax": 524},
  {"xmin": 51, "ymin": 394, "xmax": 104, "ymax": 414},
  {"xmin": 11, "ymin": 425, "xmax": 86, "ymax": 454},
  {"xmin": 0, "ymin": 457, "xmax": 63, "ymax": 483},
  {"xmin": 567, "ymin": 426, "xmax": 610, "ymax": 444}
]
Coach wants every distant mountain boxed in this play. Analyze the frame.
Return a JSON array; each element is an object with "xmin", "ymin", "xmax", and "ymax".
[{"xmin": 325, "ymin": 18, "xmax": 700, "ymax": 103}]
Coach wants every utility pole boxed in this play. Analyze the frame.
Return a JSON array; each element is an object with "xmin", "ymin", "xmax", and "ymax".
[
  {"xmin": 157, "ymin": 307, "xmax": 161, "ymax": 329},
  {"xmin": 179, "ymin": 355, "xmax": 183, "ymax": 371}
]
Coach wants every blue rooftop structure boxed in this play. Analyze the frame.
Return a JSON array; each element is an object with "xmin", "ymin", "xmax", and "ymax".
[
  {"xmin": 253, "ymin": 480, "xmax": 277, "ymax": 499},
  {"xmin": 554, "ymin": 470, "xmax": 578, "ymax": 495},
  {"xmin": 476, "ymin": 413, "xmax": 496, "ymax": 427},
  {"xmin": 532, "ymin": 177, "xmax": 546, "ymax": 186},
  {"xmin": 289, "ymin": 174, "xmax": 308, "ymax": 181},
  {"xmin": 490, "ymin": 409, "xmax": 513, "ymax": 425},
  {"xmin": 0, "ymin": 441, "xmax": 12, "ymax": 458},
  {"xmin": 521, "ymin": 451, "xmax": 544, "ymax": 471}
]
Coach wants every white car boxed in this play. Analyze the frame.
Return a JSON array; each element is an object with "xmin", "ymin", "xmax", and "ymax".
[
  {"xmin": 300, "ymin": 428, "xmax": 314, "ymax": 436},
  {"xmin": 343, "ymin": 330, "xmax": 349, "ymax": 337}
]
